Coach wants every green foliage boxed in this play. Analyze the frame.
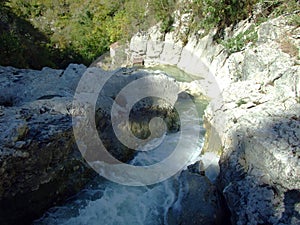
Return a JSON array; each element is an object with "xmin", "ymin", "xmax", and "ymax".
[
  {"xmin": 189, "ymin": 0, "xmax": 259, "ymax": 37},
  {"xmin": 237, "ymin": 99, "xmax": 248, "ymax": 107},
  {"xmin": 267, "ymin": 0, "xmax": 300, "ymax": 17},
  {"xmin": 188, "ymin": 0, "xmax": 299, "ymax": 40},
  {"xmin": 221, "ymin": 25, "xmax": 258, "ymax": 54},
  {"xmin": 1, "ymin": 0, "xmax": 298, "ymax": 69},
  {"xmin": 287, "ymin": 14, "xmax": 300, "ymax": 26},
  {"xmin": 0, "ymin": 5, "xmax": 58, "ymax": 69},
  {"xmin": 1, "ymin": 0, "xmax": 178, "ymax": 68},
  {"xmin": 253, "ymin": 0, "xmax": 300, "ymax": 24},
  {"xmin": 160, "ymin": 15, "xmax": 175, "ymax": 33},
  {"xmin": 217, "ymin": 0, "xmax": 299, "ymax": 55},
  {"xmin": 0, "ymin": 31, "xmax": 25, "ymax": 67},
  {"xmin": 148, "ymin": 0, "xmax": 176, "ymax": 33}
]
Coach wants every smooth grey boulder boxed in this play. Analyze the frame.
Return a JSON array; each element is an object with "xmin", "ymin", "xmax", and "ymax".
[{"xmin": 167, "ymin": 170, "xmax": 230, "ymax": 225}]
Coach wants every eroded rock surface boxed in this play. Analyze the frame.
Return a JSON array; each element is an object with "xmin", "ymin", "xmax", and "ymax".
[
  {"xmin": 205, "ymin": 16, "xmax": 300, "ymax": 225},
  {"xmin": 0, "ymin": 64, "xmax": 95, "ymax": 225},
  {"xmin": 0, "ymin": 64, "xmax": 182, "ymax": 224},
  {"xmin": 128, "ymin": 13, "xmax": 300, "ymax": 225}
]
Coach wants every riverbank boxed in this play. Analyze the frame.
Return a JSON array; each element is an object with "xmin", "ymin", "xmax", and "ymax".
[
  {"xmin": 124, "ymin": 13, "xmax": 300, "ymax": 224},
  {"xmin": 0, "ymin": 64, "xmax": 220, "ymax": 224}
]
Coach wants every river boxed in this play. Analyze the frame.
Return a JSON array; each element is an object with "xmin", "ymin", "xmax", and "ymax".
[{"xmin": 34, "ymin": 66, "xmax": 220, "ymax": 225}]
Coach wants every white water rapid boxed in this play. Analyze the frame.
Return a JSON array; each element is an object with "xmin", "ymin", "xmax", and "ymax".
[{"xmin": 34, "ymin": 66, "xmax": 219, "ymax": 225}]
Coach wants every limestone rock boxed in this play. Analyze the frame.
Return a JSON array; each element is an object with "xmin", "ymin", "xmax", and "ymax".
[
  {"xmin": 0, "ymin": 64, "xmax": 182, "ymax": 224},
  {"xmin": 0, "ymin": 64, "xmax": 96, "ymax": 225},
  {"xmin": 128, "ymin": 12, "xmax": 300, "ymax": 225}
]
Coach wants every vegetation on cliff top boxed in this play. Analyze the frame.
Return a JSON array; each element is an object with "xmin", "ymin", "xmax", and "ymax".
[
  {"xmin": 0, "ymin": 0, "xmax": 299, "ymax": 69},
  {"xmin": 0, "ymin": 0, "xmax": 175, "ymax": 69}
]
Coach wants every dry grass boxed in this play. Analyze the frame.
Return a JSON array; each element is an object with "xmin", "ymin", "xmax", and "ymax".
[{"xmin": 279, "ymin": 39, "xmax": 299, "ymax": 58}]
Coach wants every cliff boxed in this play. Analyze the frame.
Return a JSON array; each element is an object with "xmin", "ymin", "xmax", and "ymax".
[{"xmin": 127, "ymin": 12, "xmax": 300, "ymax": 225}]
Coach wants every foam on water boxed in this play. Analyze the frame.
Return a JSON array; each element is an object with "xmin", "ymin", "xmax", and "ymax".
[
  {"xmin": 34, "ymin": 68, "xmax": 211, "ymax": 225},
  {"xmin": 61, "ymin": 183, "xmax": 175, "ymax": 225},
  {"xmin": 35, "ymin": 129, "xmax": 203, "ymax": 225}
]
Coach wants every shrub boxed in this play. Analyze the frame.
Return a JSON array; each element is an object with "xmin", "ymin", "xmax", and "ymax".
[
  {"xmin": 188, "ymin": 0, "xmax": 258, "ymax": 38},
  {"xmin": 221, "ymin": 25, "xmax": 258, "ymax": 54}
]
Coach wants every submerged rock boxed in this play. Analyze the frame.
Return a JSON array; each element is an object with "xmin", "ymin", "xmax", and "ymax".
[{"xmin": 167, "ymin": 170, "xmax": 230, "ymax": 225}]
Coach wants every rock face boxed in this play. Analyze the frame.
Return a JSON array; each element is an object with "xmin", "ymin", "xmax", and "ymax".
[
  {"xmin": 205, "ymin": 16, "xmax": 300, "ymax": 225},
  {"xmin": 0, "ymin": 64, "xmax": 96, "ymax": 225},
  {"xmin": 0, "ymin": 65, "xmax": 181, "ymax": 224},
  {"xmin": 128, "ymin": 13, "xmax": 300, "ymax": 225}
]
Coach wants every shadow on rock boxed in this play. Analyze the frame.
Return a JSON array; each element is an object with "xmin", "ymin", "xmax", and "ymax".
[{"xmin": 217, "ymin": 112, "xmax": 300, "ymax": 225}]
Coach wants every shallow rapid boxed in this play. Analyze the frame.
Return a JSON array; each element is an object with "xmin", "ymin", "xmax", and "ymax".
[{"xmin": 34, "ymin": 67, "xmax": 217, "ymax": 225}]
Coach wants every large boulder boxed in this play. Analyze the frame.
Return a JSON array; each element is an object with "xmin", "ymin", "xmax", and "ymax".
[
  {"xmin": 207, "ymin": 81, "xmax": 300, "ymax": 225},
  {"xmin": 0, "ymin": 64, "xmax": 97, "ymax": 225},
  {"xmin": 0, "ymin": 64, "xmax": 181, "ymax": 224}
]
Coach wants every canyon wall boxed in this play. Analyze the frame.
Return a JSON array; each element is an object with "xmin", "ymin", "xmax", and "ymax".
[{"xmin": 128, "ymin": 14, "xmax": 300, "ymax": 225}]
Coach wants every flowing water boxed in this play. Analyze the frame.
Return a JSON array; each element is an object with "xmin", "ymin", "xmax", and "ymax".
[{"xmin": 34, "ymin": 67, "xmax": 218, "ymax": 225}]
